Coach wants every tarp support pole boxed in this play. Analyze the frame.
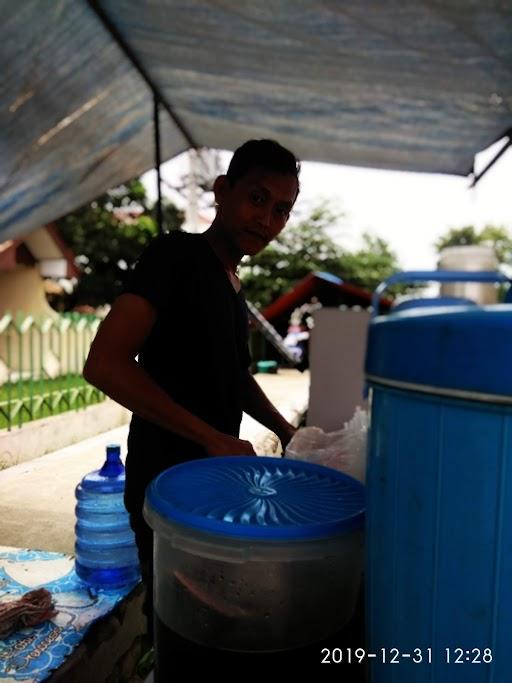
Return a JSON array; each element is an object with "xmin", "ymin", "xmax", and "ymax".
[
  {"xmin": 470, "ymin": 129, "xmax": 512, "ymax": 187},
  {"xmin": 153, "ymin": 95, "xmax": 164, "ymax": 235},
  {"xmin": 87, "ymin": 0, "xmax": 197, "ymax": 149}
]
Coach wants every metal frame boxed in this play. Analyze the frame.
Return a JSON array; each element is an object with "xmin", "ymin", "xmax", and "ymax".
[
  {"xmin": 153, "ymin": 95, "xmax": 164, "ymax": 235},
  {"xmin": 87, "ymin": 0, "xmax": 199, "ymax": 235},
  {"xmin": 470, "ymin": 128, "xmax": 512, "ymax": 187}
]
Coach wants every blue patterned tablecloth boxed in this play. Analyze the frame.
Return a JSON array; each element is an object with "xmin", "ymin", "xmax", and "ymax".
[{"xmin": 0, "ymin": 547, "xmax": 138, "ymax": 682}]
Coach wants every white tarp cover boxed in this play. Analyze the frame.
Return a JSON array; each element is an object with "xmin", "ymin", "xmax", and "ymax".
[{"xmin": 1, "ymin": 0, "xmax": 511, "ymax": 240}]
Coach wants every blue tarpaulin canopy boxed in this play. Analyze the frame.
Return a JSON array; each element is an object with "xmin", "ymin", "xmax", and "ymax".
[{"xmin": 1, "ymin": 0, "xmax": 511, "ymax": 241}]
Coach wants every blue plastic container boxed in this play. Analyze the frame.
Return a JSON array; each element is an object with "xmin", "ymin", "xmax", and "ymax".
[
  {"xmin": 365, "ymin": 296, "xmax": 512, "ymax": 681},
  {"xmin": 144, "ymin": 456, "xmax": 365, "ymax": 654},
  {"xmin": 75, "ymin": 444, "xmax": 140, "ymax": 589}
]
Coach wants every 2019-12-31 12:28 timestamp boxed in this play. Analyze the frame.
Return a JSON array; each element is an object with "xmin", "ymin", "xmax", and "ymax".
[{"xmin": 320, "ymin": 647, "xmax": 493, "ymax": 664}]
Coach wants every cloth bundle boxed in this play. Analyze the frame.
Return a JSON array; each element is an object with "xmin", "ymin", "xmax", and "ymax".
[{"xmin": 0, "ymin": 588, "xmax": 57, "ymax": 639}]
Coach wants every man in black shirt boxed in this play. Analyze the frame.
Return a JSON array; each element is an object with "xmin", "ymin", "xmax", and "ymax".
[{"xmin": 83, "ymin": 139, "xmax": 301, "ymax": 640}]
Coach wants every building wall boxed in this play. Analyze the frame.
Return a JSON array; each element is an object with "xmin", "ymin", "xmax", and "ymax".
[
  {"xmin": 0, "ymin": 265, "xmax": 58, "ymax": 318},
  {"xmin": 307, "ymin": 307, "xmax": 369, "ymax": 431}
]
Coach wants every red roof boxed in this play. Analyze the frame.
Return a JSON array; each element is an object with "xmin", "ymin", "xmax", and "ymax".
[{"xmin": 261, "ymin": 272, "xmax": 392, "ymax": 321}]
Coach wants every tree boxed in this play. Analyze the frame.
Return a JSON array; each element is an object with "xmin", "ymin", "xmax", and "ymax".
[
  {"xmin": 479, "ymin": 226, "xmax": 512, "ymax": 266},
  {"xmin": 239, "ymin": 204, "xmax": 344, "ymax": 308},
  {"xmin": 338, "ymin": 233, "xmax": 401, "ymax": 293},
  {"xmin": 239, "ymin": 202, "xmax": 402, "ymax": 308},
  {"xmin": 434, "ymin": 225, "xmax": 481, "ymax": 251},
  {"xmin": 56, "ymin": 180, "xmax": 184, "ymax": 308}
]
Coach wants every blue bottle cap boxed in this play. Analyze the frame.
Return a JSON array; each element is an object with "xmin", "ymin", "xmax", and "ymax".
[{"xmin": 80, "ymin": 445, "xmax": 125, "ymax": 492}]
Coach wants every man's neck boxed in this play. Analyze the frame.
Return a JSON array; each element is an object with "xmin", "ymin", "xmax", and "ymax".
[{"xmin": 203, "ymin": 221, "xmax": 241, "ymax": 275}]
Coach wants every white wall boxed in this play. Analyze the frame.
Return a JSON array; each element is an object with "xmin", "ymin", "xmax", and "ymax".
[
  {"xmin": 0, "ymin": 399, "xmax": 131, "ymax": 468},
  {"xmin": 307, "ymin": 308, "xmax": 369, "ymax": 431},
  {"xmin": 0, "ymin": 265, "xmax": 58, "ymax": 318}
]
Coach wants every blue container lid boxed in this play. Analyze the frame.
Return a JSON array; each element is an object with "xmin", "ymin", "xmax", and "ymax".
[
  {"xmin": 145, "ymin": 456, "xmax": 365, "ymax": 541},
  {"xmin": 365, "ymin": 304, "xmax": 512, "ymax": 399},
  {"xmin": 392, "ymin": 296, "xmax": 476, "ymax": 313}
]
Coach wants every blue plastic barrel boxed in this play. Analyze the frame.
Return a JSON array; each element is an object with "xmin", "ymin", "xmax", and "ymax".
[
  {"xmin": 365, "ymin": 297, "xmax": 512, "ymax": 682},
  {"xmin": 75, "ymin": 444, "xmax": 140, "ymax": 589}
]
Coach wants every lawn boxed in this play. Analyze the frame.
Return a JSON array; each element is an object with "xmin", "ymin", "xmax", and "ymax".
[{"xmin": 0, "ymin": 374, "xmax": 104, "ymax": 429}]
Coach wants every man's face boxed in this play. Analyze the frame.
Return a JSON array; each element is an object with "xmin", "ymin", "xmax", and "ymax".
[{"xmin": 214, "ymin": 168, "xmax": 298, "ymax": 256}]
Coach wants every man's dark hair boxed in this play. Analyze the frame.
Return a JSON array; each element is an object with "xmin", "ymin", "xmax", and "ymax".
[{"xmin": 226, "ymin": 139, "xmax": 301, "ymax": 191}]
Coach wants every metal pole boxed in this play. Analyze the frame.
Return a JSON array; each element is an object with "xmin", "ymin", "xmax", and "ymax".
[
  {"xmin": 470, "ymin": 129, "xmax": 512, "ymax": 187},
  {"xmin": 154, "ymin": 95, "xmax": 164, "ymax": 235},
  {"xmin": 186, "ymin": 149, "xmax": 199, "ymax": 232},
  {"xmin": 87, "ymin": 0, "xmax": 196, "ymax": 148}
]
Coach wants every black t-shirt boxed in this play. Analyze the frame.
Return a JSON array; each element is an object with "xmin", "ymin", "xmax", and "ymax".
[{"xmin": 122, "ymin": 231, "xmax": 251, "ymax": 511}]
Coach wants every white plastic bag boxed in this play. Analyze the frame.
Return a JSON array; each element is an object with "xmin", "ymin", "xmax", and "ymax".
[{"xmin": 285, "ymin": 408, "xmax": 368, "ymax": 482}]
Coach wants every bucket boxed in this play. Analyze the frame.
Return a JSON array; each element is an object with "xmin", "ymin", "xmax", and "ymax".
[
  {"xmin": 144, "ymin": 456, "xmax": 365, "ymax": 670},
  {"xmin": 256, "ymin": 359, "xmax": 278, "ymax": 373}
]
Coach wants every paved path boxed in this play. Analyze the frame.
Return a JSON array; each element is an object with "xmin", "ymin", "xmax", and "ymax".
[{"xmin": 0, "ymin": 370, "xmax": 309, "ymax": 554}]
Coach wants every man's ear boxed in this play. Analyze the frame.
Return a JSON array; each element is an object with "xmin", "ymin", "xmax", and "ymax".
[{"xmin": 213, "ymin": 175, "xmax": 228, "ymax": 205}]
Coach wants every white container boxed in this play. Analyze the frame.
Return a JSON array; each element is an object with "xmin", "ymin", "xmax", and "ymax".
[
  {"xmin": 438, "ymin": 245, "xmax": 498, "ymax": 304},
  {"xmin": 144, "ymin": 456, "xmax": 365, "ymax": 654}
]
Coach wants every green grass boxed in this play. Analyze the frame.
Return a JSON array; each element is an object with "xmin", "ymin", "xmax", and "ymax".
[{"xmin": 0, "ymin": 374, "xmax": 105, "ymax": 430}]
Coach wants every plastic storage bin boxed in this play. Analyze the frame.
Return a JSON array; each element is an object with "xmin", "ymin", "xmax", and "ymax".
[
  {"xmin": 365, "ymin": 286, "xmax": 512, "ymax": 682},
  {"xmin": 75, "ymin": 444, "xmax": 140, "ymax": 589},
  {"xmin": 144, "ymin": 456, "xmax": 365, "ymax": 660}
]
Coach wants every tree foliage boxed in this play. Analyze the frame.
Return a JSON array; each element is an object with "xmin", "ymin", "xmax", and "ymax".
[
  {"xmin": 338, "ymin": 233, "xmax": 401, "ymax": 293},
  {"xmin": 434, "ymin": 225, "xmax": 481, "ymax": 250},
  {"xmin": 240, "ymin": 203, "xmax": 401, "ymax": 308},
  {"xmin": 57, "ymin": 188, "xmax": 401, "ymax": 311},
  {"xmin": 56, "ymin": 180, "xmax": 184, "ymax": 308},
  {"xmin": 239, "ymin": 204, "xmax": 343, "ymax": 308}
]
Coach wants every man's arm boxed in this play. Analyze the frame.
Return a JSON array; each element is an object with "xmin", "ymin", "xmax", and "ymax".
[
  {"xmin": 242, "ymin": 371, "xmax": 297, "ymax": 451},
  {"xmin": 83, "ymin": 294, "xmax": 255, "ymax": 456}
]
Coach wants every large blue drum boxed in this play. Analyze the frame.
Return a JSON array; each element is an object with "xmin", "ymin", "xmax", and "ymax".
[{"xmin": 365, "ymin": 300, "xmax": 512, "ymax": 682}]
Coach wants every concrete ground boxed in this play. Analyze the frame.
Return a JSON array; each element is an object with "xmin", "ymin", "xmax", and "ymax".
[{"xmin": 0, "ymin": 369, "xmax": 309, "ymax": 555}]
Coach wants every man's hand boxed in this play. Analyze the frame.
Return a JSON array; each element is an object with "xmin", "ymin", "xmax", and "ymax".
[
  {"xmin": 242, "ymin": 373, "xmax": 298, "ymax": 455},
  {"xmin": 277, "ymin": 423, "xmax": 297, "ymax": 451},
  {"xmin": 205, "ymin": 433, "xmax": 256, "ymax": 457}
]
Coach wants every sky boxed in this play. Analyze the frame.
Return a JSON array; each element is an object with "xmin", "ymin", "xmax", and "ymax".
[{"xmin": 142, "ymin": 139, "xmax": 512, "ymax": 271}]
